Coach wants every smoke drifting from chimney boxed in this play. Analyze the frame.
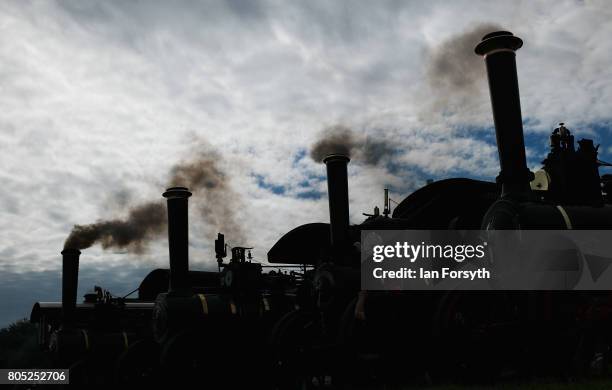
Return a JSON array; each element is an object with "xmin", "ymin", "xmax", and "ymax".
[
  {"xmin": 168, "ymin": 149, "xmax": 245, "ymax": 245},
  {"xmin": 64, "ymin": 201, "xmax": 166, "ymax": 253},
  {"xmin": 310, "ymin": 125, "xmax": 394, "ymax": 165},
  {"xmin": 424, "ymin": 23, "xmax": 503, "ymax": 118},
  {"xmin": 64, "ymin": 143, "xmax": 244, "ymax": 252}
]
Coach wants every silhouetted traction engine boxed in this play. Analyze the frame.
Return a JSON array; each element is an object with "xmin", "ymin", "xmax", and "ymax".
[
  {"xmin": 30, "ymin": 30, "xmax": 612, "ymax": 387},
  {"xmin": 265, "ymin": 31, "xmax": 612, "ymax": 386},
  {"xmin": 31, "ymin": 187, "xmax": 302, "ymax": 385},
  {"xmin": 30, "ymin": 248, "xmax": 157, "ymax": 384},
  {"xmin": 150, "ymin": 187, "xmax": 300, "ymax": 385}
]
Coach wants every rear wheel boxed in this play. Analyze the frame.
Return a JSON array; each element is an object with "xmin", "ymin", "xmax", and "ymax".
[
  {"xmin": 430, "ymin": 292, "xmax": 519, "ymax": 384},
  {"xmin": 268, "ymin": 310, "xmax": 330, "ymax": 389},
  {"xmin": 114, "ymin": 339, "xmax": 160, "ymax": 384}
]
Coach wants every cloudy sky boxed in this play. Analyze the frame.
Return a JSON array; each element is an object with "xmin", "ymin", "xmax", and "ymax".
[{"xmin": 1, "ymin": 0, "xmax": 612, "ymax": 326}]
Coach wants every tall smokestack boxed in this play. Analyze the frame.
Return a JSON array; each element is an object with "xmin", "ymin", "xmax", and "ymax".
[
  {"xmin": 475, "ymin": 31, "xmax": 533, "ymax": 198},
  {"xmin": 61, "ymin": 248, "xmax": 80, "ymax": 327},
  {"xmin": 323, "ymin": 154, "xmax": 350, "ymax": 263},
  {"xmin": 163, "ymin": 187, "xmax": 192, "ymax": 293}
]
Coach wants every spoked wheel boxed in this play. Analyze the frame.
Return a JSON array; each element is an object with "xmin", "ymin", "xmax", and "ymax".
[
  {"xmin": 158, "ymin": 330, "xmax": 219, "ymax": 385},
  {"xmin": 525, "ymin": 291, "xmax": 602, "ymax": 379},
  {"xmin": 268, "ymin": 310, "xmax": 332, "ymax": 389},
  {"xmin": 114, "ymin": 339, "xmax": 160, "ymax": 384},
  {"xmin": 337, "ymin": 294, "xmax": 434, "ymax": 388},
  {"xmin": 67, "ymin": 358, "xmax": 89, "ymax": 385},
  {"xmin": 335, "ymin": 298, "xmax": 384, "ymax": 388},
  {"xmin": 430, "ymin": 291, "xmax": 520, "ymax": 384}
]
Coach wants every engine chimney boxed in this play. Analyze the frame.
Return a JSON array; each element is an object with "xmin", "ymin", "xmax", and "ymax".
[
  {"xmin": 475, "ymin": 31, "xmax": 533, "ymax": 198},
  {"xmin": 61, "ymin": 248, "xmax": 80, "ymax": 327},
  {"xmin": 323, "ymin": 154, "xmax": 350, "ymax": 263},
  {"xmin": 163, "ymin": 186, "xmax": 192, "ymax": 293}
]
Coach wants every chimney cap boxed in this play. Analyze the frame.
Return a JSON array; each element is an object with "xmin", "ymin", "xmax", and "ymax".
[
  {"xmin": 475, "ymin": 30, "xmax": 523, "ymax": 56},
  {"xmin": 61, "ymin": 248, "xmax": 81, "ymax": 255},
  {"xmin": 163, "ymin": 186, "xmax": 192, "ymax": 199},
  {"xmin": 323, "ymin": 153, "xmax": 350, "ymax": 164}
]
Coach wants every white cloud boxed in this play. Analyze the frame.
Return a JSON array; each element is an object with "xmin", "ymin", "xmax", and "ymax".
[{"xmin": 0, "ymin": 0, "xmax": 611, "ymax": 274}]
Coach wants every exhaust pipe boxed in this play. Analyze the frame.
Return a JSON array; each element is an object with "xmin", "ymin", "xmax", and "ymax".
[
  {"xmin": 61, "ymin": 248, "xmax": 80, "ymax": 327},
  {"xmin": 475, "ymin": 31, "xmax": 533, "ymax": 198},
  {"xmin": 323, "ymin": 154, "xmax": 350, "ymax": 263},
  {"xmin": 163, "ymin": 187, "xmax": 192, "ymax": 293}
]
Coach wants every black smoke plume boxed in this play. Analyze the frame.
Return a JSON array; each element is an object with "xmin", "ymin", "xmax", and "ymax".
[
  {"xmin": 64, "ymin": 202, "xmax": 166, "ymax": 253},
  {"xmin": 427, "ymin": 23, "xmax": 502, "ymax": 95},
  {"xmin": 424, "ymin": 23, "xmax": 503, "ymax": 119},
  {"xmin": 310, "ymin": 125, "xmax": 394, "ymax": 165},
  {"xmin": 169, "ymin": 149, "xmax": 245, "ymax": 245},
  {"xmin": 64, "ymin": 144, "xmax": 244, "ymax": 252}
]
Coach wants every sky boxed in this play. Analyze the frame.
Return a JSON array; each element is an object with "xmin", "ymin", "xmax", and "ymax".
[{"xmin": 1, "ymin": 0, "xmax": 612, "ymax": 326}]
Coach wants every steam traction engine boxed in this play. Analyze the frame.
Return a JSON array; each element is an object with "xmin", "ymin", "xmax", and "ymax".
[
  {"xmin": 29, "ymin": 30, "xmax": 612, "ymax": 387},
  {"xmin": 150, "ymin": 187, "xmax": 299, "ymax": 386},
  {"xmin": 266, "ymin": 31, "xmax": 612, "ymax": 386},
  {"xmin": 30, "ymin": 187, "xmax": 302, "ymax": 385}
]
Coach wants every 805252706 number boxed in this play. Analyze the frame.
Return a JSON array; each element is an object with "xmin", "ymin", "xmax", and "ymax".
[{"xmin": 2, "ymin": 369, "xmax": 69, "ymax": 384}]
